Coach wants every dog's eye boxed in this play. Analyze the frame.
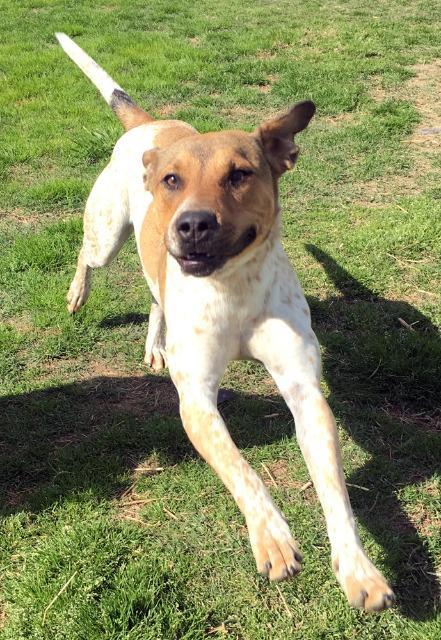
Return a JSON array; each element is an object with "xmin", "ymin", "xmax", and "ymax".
[
  {"xmin": 163, "ymin": 174, "xmax": 180, "ymax": 190},
  {"xmin": 228, "ymin": 169, "xmax": 251, "ymax": 187}
]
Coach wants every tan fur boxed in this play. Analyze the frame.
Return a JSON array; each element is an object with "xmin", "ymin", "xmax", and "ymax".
[
  {"xmin": 116, "ymin": 103, "xmax": 154, "ymax": 131},
  {"xmin": 140, "ymin": 124, "xmax": 197, "ymax": 302},
  {"xmin": 62, "ymin": 35, "xmax": 395, "ymax": 612}
]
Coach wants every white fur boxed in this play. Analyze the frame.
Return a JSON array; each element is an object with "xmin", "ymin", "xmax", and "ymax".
[
  {"xmin": 61, "ymin": 34, "xmax": 394, "ymax": 611},
  {"xmin": 56, "ymin": 32, "xmax": 124, "ymax": 104}
]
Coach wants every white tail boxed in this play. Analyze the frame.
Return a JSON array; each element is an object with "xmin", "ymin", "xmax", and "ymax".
[
  {"xmin": 55, "ymin": 33, "xmax": 153, "ymax": 130},
  {"xmin": 55, "ymin": 32, "xmax": 124, "ymax": 104}
]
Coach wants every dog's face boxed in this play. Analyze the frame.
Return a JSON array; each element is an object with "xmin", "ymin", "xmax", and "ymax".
[{"xmin": 143, "ymin": 101, "xmax": 315, "ymax": 277}]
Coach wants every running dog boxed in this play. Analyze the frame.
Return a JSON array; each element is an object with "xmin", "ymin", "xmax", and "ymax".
[{"xmin": 56, "ymin": 33, "xmax": 394, "ymax": 611}]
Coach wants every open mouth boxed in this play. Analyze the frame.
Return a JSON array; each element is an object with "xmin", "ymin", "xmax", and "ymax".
[
  {"xmin": 176, "ymin": 253, "xmax": 224, "ymax": 277},
  {"xmin": 173, "ymin": 226, "xmax": 258, "ymax": 277}
]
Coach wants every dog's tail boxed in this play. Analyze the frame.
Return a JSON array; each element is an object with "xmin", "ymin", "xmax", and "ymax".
[{"xmin": 55, "ymin": 32, "xmax": 153, "ymax": 131}]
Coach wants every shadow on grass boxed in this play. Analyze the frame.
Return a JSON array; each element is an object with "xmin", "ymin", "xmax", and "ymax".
[
  {"xmin": 306, "ymin": 245, "xmax": 440, "ymax": 622},
  {"xmin": 0, "ymin": 247, "xmax": 439, "ymax": 621},
  {"xmin": 99, "ymin": 312, "xmax": 149, "ymax": 328}
]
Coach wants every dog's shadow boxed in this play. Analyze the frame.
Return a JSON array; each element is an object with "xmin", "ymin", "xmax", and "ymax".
[
  {"xmin": 305, "ymin": 245, "xmax": 440, "ymax": 621},
  {"xmin": 1, "ymin": 247, "xmax": 439, "ymax": 620}
]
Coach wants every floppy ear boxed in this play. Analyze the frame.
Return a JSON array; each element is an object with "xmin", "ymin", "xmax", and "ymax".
[
  {"xmin": 142, "ymin": 148, "xmax": 158, "ymax": 189},
  {"xmin": 256, "ymin": 101, "xmax": 315, "ymax": 175}
]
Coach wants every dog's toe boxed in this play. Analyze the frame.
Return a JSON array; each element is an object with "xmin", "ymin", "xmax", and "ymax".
[
  {"xmin": 145, "ymin": 346, "xmax": 167, "ymax": 370},
  {"xmin": 249, "ymin": 511, "xmax": 301, "ymax": 583},
  {"xmin": 333, "ymin": 550, "xmax": 395, "ymax": 612},
  {"xmin": 67, "ymin": 279, "xmax": 89, "ymax": 314}
]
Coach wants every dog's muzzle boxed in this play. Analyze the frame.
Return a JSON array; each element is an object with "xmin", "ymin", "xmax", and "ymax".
[
  {"xmin": 173, "ymin": 209, "xmax": 222, "ymax": 276},
  {"xmin": 171, "ymin": 209, "xmax": 257, "ymax": 277}
]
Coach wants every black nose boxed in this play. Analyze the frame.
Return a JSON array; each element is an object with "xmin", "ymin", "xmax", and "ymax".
[{"xmin": 176, "ymin": 210, "xmax": 219, "ymax": 243}]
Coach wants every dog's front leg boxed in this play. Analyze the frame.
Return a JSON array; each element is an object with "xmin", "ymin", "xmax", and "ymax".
[
  {"xmin": 248, "ymin": 317, "xmax": 395, "ymax": 611},
  {"xmin": 167, "ymin": 346, "xmax": 302, "ymax": 582}
]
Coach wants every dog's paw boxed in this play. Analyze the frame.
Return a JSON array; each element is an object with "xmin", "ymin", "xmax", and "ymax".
[
  {"xmin": 145, "ymin": 345, "xmax": 167, "ymax": 371},
  {"xmin": 67, "ymin": 279, "xmax": 89, "ymax": 314},
  {"xmin": 248, "ymin": 511, "xmax": 302, "ymax": 582},
  {"xmin": 333, "ymin": 548, "xmax": 395, "ymax": 612}
]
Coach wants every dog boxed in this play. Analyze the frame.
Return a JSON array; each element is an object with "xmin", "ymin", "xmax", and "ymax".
[{"xmin": 56, "ymin": 33, "xmax": 395, "ymax": 611}]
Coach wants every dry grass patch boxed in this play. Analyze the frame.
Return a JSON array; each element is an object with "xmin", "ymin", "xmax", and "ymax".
[
  {"xmin": 0, "ymin": 207, "xmax": 71, "ymax": 228},
  {"xmin": 370, "ymin": 61, "xmax": 441, "ymax": 151},
  {"xmin": 319, "ymin": 112, "xmax": 356, "ymax": 127},
  {"xmin": 383, "ymin": 404, "xmax": 441, "ymax": 434},
  {"xmin": 407, "ymin": 61, "xmax": 441, "ymax": 149},
  {"xmin": 116, "ymin": 453, "xmax": 167, "ymax": 524},
  {"xmin": 407, "ymin": 503, "xmax": 441, "ymax": 539},
  {"xmin": 251, "ymin": 73, "xmax": 278, "ymax": 95},
  {"xmin": 155, "ymin": 102, "xmax": 189, "ymax": 117},
  {"xmin": 261, "ymin": 460, "xmax": 316, "ymax": 503},
  {"xmin": 359, "ymin": 61, "xmax": 441, "ymax": 204},
  {"xmin": 81, "ymin": 361, "xmax": 180, "ymax": 417}
]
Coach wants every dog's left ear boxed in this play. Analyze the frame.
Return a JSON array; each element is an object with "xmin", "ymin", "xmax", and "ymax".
[
  {"xmin": 256, "ymin": 101, "xmax": 315, "ymax": 175},
  {"xmin": 142, "ymin": 148, "xmax": 158, "ymax": 189}
]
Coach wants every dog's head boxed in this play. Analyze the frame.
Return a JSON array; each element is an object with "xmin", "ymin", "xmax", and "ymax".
[{"xmin": 143, "ymin": 101, "xmax": 315, "ymax": 277}]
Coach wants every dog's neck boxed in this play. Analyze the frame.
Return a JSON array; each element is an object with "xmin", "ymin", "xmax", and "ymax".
[{"xmin": 164, "ymin": 216, "xmax": 282, "ymax": 322}]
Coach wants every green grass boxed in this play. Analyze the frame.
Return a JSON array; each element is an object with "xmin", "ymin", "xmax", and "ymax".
[{"xmin": 1, "ymin": 0, "xmax": 440, "ymax": 638}]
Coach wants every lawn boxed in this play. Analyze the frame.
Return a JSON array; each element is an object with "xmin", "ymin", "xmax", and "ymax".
[{"xmin": 0, "ymin": 0, "xmax": 440, "ymax": 638}]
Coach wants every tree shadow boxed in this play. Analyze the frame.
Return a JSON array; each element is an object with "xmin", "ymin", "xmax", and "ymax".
[{"xmin": 306, "ymin": 244, "xmax": 440, "ymax": 621}]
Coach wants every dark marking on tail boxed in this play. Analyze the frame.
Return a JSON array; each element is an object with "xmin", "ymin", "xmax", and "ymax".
[{"xmin": 110, "ymin": 89, "xmax": 154, "ymax": 131}]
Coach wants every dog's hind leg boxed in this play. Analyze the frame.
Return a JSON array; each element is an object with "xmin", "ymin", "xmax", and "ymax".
[
  {"xmin": 67, "ymin": 246, "xmax": 93, "ymax": 313},
  {"xmin": 67, "ymin": 164, "xmax": 131, "ymax": 313},
  {"xmin": 144, "ymin": 299, "xmax": 167, "ymax": 370}
]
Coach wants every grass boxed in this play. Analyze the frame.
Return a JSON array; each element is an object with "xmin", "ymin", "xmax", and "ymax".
[{"xmin": 0, "ymin": 0, "xmax": 440, "ymax": 637}]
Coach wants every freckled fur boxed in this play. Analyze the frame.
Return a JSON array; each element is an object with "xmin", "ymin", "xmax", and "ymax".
[{"xmin": 59, "ymin": 33, "xmax": 394, "ymax": 613}]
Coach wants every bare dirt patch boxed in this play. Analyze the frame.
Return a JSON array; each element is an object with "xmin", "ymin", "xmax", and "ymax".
[
  {"xmin": 360, "ymin": 61, "xmax": 441, "ymax": 204},
  {"xmin": 155, "ymin": 102, "xmax": 188, "ymax": 118},
  {"xmin": 262, "ymin": 459, "xmax": 316, "ymax": 502},
  {"xmin": 255, "ymin": 49, "xmax": 276, "ymax": 60},
  {"xmin": 406, "ymin": 61, "xmax": 441, "ymax": 149},
  {"xmin": 4, "ymin": 316, "xmax": 34, "ymax": 333},
  {"xmin": 0, "ymin": 603, "xmax": 7, "ymax": 629},
  {"xmin": 251, "ymin": 73, "xmax": 279, "ymax": 95},
  {"xmin": 0, "ymin": 207, "xmax": 71, "ymax": 228},
  {"xmin": 320, "ymin": 112, "xmax": 356, "ymax": 127},
  {"xmin": 370, "ymin": 61, "xmax": 441, "ymax": 151},
  {"xmin": 219, "ymin": 104, "xmax": 266, "ymax": 124},
  {"xmin": 80, "ymin": 360, "xmax": 180, "ymax": 417},
  {"xmin": 116, "ymin": 453, "xmax": 167, "ymax": 522}
]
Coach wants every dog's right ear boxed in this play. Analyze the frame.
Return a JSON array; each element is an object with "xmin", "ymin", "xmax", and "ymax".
[
  {"xmin": 256, "ymin": 101, "xmax": 315, "ymax": 176},
  {"xmin": 142, "ymin": 149, "xmax": 158, "ymax": 189}
]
